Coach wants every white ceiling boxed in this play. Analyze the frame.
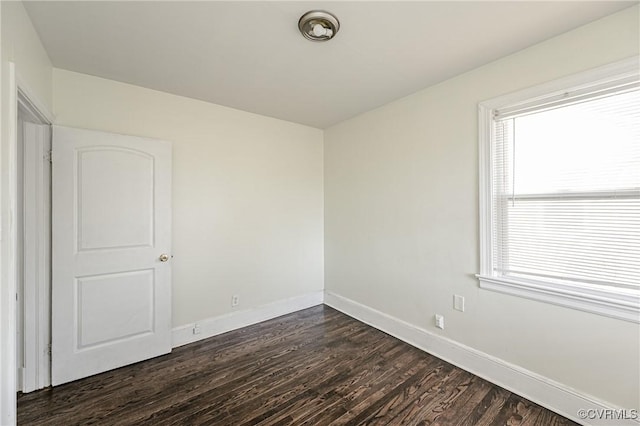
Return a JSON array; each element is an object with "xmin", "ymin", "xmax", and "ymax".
[{"xmin": 25, "ymin": 1, "xmax": 635, "ymax": 128}]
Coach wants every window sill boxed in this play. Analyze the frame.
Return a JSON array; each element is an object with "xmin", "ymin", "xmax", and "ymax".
[{"xmin": 476, "ymin": 275, "xmax": 640, "ymax": 323}]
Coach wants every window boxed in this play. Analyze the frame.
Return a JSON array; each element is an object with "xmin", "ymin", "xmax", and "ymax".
[{"xmin": 478, "ymin": 57, "xmax": 640, "ymax": 322}]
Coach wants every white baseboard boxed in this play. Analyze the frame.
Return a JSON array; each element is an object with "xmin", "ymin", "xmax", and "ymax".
[
  {"xmin": 172, "ymin": 291, "xmax": 324, "ymax": 348},
  {"xmin": 324, "ymin": 291, "xmax": 639, "ymax": 426}
]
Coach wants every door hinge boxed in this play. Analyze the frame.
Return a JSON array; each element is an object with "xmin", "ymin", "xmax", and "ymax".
[
  {"xmin": 47, "ymin": 343, "xmax": 52, "ymax": 356},
  {"xmin": 44, "ymin": 150, "xmax": 52, "ymax": 163}
]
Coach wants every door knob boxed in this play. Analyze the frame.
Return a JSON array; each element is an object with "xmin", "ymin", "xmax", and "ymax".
[{"xmin": 159, "ymin": 253, "xmax": 170, "ymax": 262}]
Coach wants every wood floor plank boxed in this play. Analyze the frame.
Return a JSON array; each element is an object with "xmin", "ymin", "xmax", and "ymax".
[
  {"xmin": 241, "ymin": 341, "xmax": 404, "ymax": 425},
  {"xmin": 364, "ymin": 365, "xmax": 467, "ymax": 426},
  {"xmin": 291, "ymin": 345, "xmax": 436, "ymax": 426},
  {"xmin": 176, "ymin": 330, "xmax": 396, "ymax": 425},
  {"xmin": 462, "ymin": 385, "xmax": 513, "ymax": 426},
  {"xmin": 159, "ymin": 322, "xmax": 391, "ymax": 425},
  {"xmin": 489, "ymin": 393, "xmax": 542, "ymax": 426},
  {"xmin": 18, "ymin": 305, "xmax": 578, "ymax": 426},
  {"xmin": 282, "ymin": 344, "xmax": 427, "ymax": 424},
  {"xmin": 422, "ymin": 374, "xmax": 493, "ymax": 426},
  {"xmin": 337, "ymin": 358, "xmax": 456, "ymax": 425}
]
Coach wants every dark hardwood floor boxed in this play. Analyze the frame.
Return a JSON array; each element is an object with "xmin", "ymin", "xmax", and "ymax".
[{"xmin": 18, "ymin": 305, "xmax": 578, "ymax": 425}]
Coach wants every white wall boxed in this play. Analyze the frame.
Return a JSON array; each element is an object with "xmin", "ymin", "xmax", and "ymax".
[
  {"xmin": 52, "ymin": 69, "xmax": 324, "ymax": 328},
  {"xmin": 0, "ymin": 1, "xmax": 52, "ymax": 423},
  {"xmin": 0, "ymin": 2, "xmax": 52, "ymax": 109},
  {"xmin": 324, "ymin": 5, "xmax": 640, "ymax": 410}
]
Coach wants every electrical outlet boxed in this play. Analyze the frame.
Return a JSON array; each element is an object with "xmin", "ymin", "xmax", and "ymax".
[
  {"xmin": 192, "ymin": 323, "xmax": 201, "ymax": 335},
  {"xmin": 435, "ymin": 314, "xmax": 445, "ymax": 330},
  {"xmin": 231, "ymin": 294, "xmax": 240, "ymax": 307},
  {"xmin": 453, "ymin": 294, "xmax": 465, "ymax": 312}
]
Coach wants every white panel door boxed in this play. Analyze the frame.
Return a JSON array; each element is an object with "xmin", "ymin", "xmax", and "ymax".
[{"xmin": 52, "ymin": 125, "xmax": 172, "ymax": 386}]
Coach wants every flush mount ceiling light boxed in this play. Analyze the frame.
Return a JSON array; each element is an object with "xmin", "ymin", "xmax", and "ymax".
[{"xmin": 298, "ymin": 10, "xmax": 340, "ymax": 42}]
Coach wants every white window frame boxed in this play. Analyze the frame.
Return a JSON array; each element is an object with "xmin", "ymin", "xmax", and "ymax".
[{"xmin": 477, "ymin": 56, "xmax": 640, "ymax": 323}]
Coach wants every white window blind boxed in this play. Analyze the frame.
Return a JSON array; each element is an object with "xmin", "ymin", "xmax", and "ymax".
[{"xmin": 490, "ymin": 86, "xmax": 640, "ymax": 292}]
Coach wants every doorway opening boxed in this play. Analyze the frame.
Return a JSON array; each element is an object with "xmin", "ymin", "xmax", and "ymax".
[{"xmin": 16, "ymin": 88, "xmax": 52, "ymax": 393}]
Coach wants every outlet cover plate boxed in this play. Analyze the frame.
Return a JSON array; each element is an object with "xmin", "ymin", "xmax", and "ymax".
[
  {"xmin": 454, "ymin": 294, "xmax": 465, "ymax": 312},
  {"xmin": 435, "ymin": 314, "xmax": 444, "ymax": 329}
]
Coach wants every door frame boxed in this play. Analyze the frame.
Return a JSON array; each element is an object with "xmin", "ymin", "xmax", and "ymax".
[
  {"xmin": 18, "ymin": 83, "xmax": 53, "ymax": 392},
  {"xmin": 0, "ymin": 62, "xmax": 53, "ymax": 423}
]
